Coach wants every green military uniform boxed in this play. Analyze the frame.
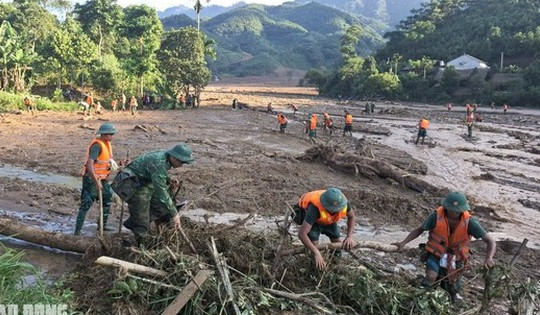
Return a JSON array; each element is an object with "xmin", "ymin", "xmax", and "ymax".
[{"xmin": 122, "ymin": 150, "xmax": 181, "ymax": 243}]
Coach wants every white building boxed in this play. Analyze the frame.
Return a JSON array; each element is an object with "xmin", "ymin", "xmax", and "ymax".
[{"xmin": 447, "ymin": 54, "xmax": 490, "ymax": 71}]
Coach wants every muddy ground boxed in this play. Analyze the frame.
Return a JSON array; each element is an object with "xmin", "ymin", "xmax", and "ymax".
[{"xmin": 0, "ymin": 82, "xmax": 539, "ymax": 313}]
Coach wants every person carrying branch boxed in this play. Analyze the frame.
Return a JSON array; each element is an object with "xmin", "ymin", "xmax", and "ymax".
[
  {"xmin": 392, "ymin": 192, "xmax": 496, "ymax": 304},
  {"xmin": 117, "ymin": 143, "xmax": 194, "ymax": 246},
  {"xmin": 293, "ymin": 188, "xmax": 355, "ymax": 270},
  {"xmin": 323, "ymin": 112, "xmax": 333, "ymax": 135},
  {"xmin": 74, "ymin": 123, "xmax": 118, "ymax": 235}
]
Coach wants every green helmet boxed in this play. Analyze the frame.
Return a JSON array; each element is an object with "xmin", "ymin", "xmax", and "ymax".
[
  {"xmin": 167, "ymin": 143, "xmax": 194, "ymax": 164},
  {"xmin": 320, "ymin": 188, "xmax": 347, "ymax": 213},
  {"xmin": 441, "ymin": 192, "xmax": 470, "ymax": 212},
  {"xmin": 97, "ymin": 123, "xmax": 116, "ymax": 135}
]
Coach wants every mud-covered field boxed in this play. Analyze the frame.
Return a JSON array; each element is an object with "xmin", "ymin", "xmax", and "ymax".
[{"xmin": 0, "ymin": 83, "xmax": 539, "ymax": 313}]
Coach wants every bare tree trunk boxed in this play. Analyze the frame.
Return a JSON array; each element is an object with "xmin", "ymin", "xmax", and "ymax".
[
  {"xmin": 98, "ymin": 24, "xmax": 103, "ymax": 61},
  {"xmin": 0, "ymin": 217, "xmax": 96, "ymax": 253}
]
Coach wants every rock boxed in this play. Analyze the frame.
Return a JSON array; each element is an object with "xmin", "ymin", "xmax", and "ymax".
[{"xmin": 30, "ymin": 200, "xmax": 39, "ymax": 207}]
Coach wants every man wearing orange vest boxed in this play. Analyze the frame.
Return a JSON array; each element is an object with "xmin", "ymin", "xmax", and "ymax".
[
  {"xmin": 343, "ymin": 111, "xmax": 353, "ymax": 136},
  {"xmin": 308, "ymin": 113, "xmax": 318, "ymax": 139},
  {"xmin": 392, "ymin": 192, "xmax": 496, "ymax": 304},
  {"xmin": 74, "ymin": 123, "xmax": 117, "ymax": 235},
  {"xmin": 415, "ymin": 117, "xmax": 429, "ymax": 145},
  {"xmin": 294, "ymin": 188, "xmax": 355, "ymax": 270},
  {"xmin": 277, "ymin": 112, "xmax": 288, "ymax": 133},
  {"xmin": 23, "ymin": 96, "xmax": 36, "ymax": 116}
]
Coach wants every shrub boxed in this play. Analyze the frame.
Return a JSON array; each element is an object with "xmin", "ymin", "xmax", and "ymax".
[{"xmin": 0, "ymin": 91, "xmax": 77, "ymax": 112}]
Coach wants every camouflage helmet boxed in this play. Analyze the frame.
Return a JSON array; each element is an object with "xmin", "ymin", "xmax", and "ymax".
[
  {"xmin": 167, "ymin": 143, "xmax": 194, "ymax": 164},
  {"xmin": 96, "ymin": 123, "xmax": 116, "ymax": 135},
  {"xmin": 441, "ymin": 192, "xmax": 470, "ymax": 212},
  {"xmin": 320, "ymin": 188, "xmax": 347, "ymax": 213}
]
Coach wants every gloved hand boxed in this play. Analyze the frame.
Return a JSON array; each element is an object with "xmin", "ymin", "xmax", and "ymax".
[{"xmin": 110, "ymin": 159, "xmax": 119, "ymax": 172}]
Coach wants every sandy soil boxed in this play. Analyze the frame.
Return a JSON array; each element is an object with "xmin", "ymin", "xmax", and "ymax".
[{"xmin": 0, "ymin": 83, "xmax": 539, "ymax": 292}]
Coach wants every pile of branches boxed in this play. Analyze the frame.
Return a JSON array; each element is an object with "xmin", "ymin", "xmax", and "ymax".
[
  {"xmin": 299, "ymin": 141, "xmax": 440, "ymax": 194},
  {"xmin": 67, "ymin": 219, "xmax": 461, "ymax": 315}
]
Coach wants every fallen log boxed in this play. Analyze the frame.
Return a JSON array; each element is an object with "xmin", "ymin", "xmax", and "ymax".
[
  {"xmin": 95, "ymin": 256, "xmax": 167, "ymax": 277},
  {"xmin": 300, "ymin": 144, "xmax": 440, "ymax": 194},
  {"xmin": 278, "ymin": 241, "xmax": 399, "ymax": 257},
  {"xmin": 0, "ymin": 217, "xmax": 95, "ymax": 253}
]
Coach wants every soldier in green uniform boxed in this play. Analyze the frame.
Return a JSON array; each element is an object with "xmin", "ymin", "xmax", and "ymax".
[{"xmin": 120, "ymin": 143, "xmax": 194, "ymax": 245}]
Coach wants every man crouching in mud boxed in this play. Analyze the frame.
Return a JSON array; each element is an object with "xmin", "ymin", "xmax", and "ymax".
[
  {"xmin": 293, "ymin": 188, "xmax": 355, "ymax": 270},
  {"xmin": 112, "ymin": 143, "xmax": 193, "ymax": 246},
  {"xmin": 392, "ymin": 192, "xmax": 496, "ymax": 304}
]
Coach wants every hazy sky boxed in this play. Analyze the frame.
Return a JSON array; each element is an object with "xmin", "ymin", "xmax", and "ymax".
[{"xmin": 83, "ymin": 0, "xmax": 286, "ymax": 11}]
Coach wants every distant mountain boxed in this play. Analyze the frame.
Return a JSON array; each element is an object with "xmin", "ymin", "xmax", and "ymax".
[
  {"xmin": 162, "ymin": 2, "xmax": 385, "ymax": 76},
  {"xmin": 294, "ymin": 0, "xmax": 426, "ymax": 27},
  {"xmin": 158, "ymin": 2, "xmax": 248, "ymax": 19}
]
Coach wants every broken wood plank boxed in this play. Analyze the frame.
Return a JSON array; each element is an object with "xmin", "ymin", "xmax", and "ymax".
[
  {"xmin": 94, "ymin": 256, "xmax": 167, "ymax": 278},
  {"xmin": 161, "ymin": 270, "xmax": 213, "ymax": 315}
]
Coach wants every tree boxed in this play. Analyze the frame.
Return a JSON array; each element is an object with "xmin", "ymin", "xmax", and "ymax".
[
  {"xmin": 158, "ymin": 27, "xmax": 211, "ymax": 96},
  {"xmin": 0, "ymin": 21, "xmax": 38, "ymax": 92},
  {"xmin": 73, "ymin": 0, "xmax": 123, "ymax": 59},
  {"xmin": 49, "ymin": 17, "xmax": 98, "ymax": 88},
  {"xmin": 194, "ymin": 0, "xmax": 210, "ymax": 31},
  {"xmin": 118, "ymin": 5, "xmax": 163, "ymax": 96},
  {"xmin": 361, "ymin": 73, "xmax": 402, "ymax": 98}
]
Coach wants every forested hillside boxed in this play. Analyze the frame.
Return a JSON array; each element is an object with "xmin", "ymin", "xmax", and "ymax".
[
  {"xmin": 379, "ymin": 0, "xmax": 540, "ymax": 67},
  {"xmin": 162, "ymin": 2, "xmax": 384, "ymax": 76},
  {"xmin": 295, "ymin": 0, "xmax": 426, "ymax": 28}
]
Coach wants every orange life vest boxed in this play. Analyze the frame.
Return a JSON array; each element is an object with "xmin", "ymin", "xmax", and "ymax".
[
  {"xmin": 466, "ymin": 113, "xmax": 474, "ymax": 123},
  {"xmin": 310, "ymin": 115, "xmax": 317, "ymax": 130},
  {"xmin": 426, "ymin": 207, "xmax": 471, "ymax": 261},
  {"xmin": 504, "ymin": 104, "xmax": 508, "ymax": 110},
  {"xmin": 111, "ymin": 100, "xmax": 117, "ymax": 108},
  {"xmin": 85, "ymin": 95, "xmax": 93, "ymax": 105},
  {"xmin": 298, "ymin": 190, "xmax": 348, "ymax": 225},
  {"xmin": 345, "ymin": 114, "xmax": 353, "ymax": 124},
  {"xmin": 24, "ymin": 98, "xmax": 32, "ymax": 106},
  {"xmin": 82, "ymin": 139, "xmax": 113, "ymax": 180},
  {"xmin": 419, "ymin": 119, "xmax": 429, "ymax": 129},
  {"xmin": 291, "ymin": 104, "xmax": 298, "ymax": 110},
  {"xmin": 277, "ymin": 114, "xmax": 287, "ymax": 125}
]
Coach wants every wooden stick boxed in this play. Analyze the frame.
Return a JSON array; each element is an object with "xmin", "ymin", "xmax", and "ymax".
[
  {"xmin": 278, "ymin": 241, "xmax": 399, "ymax": 257},
  {"xmin": 272, "ymin": 203, "xmax": 293, "ymax": 273},
  {"xmin": 178, "ymin": 225, "xmax": 198, "ymax": 255},
  {"xmin": 98, "ymin": 188, "xmax": 104, "ymax": 238},
  {"xmin": 161, "ymin": 269, "xmax": 213, "ymax": 315},
  {"xmin": 510, "ymin": 238, "xmax": 528, "ymax": 267},
  {"xmin": 94, "ymin": 256, "xmax": 167, "ymax": 278},
  {"xmin": 127, "ymin": 274, "xmax": 181, "ymax": 291},
  {"xmin": 165, "ymin": 245, "xmax": 178, "ymax": 262},
  {"xmin": 217, "ymin": 214, "xmax": 254, "ymax": 232},
  {"xmin": 118, "ymin": 150, "xmax": 130, "ymax": 234},
  {"xmin": 209, "ymin": 237, "xmax": 241, "ymax": 315},
  {"xmin": 259, "ymin": 288, "xmax": 334, "ymax": 314}
]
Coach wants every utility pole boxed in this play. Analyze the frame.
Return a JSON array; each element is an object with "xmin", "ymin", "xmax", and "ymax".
[{"xmin": 500, "ymin": 52, "xmax": 504, "ymax": 69}]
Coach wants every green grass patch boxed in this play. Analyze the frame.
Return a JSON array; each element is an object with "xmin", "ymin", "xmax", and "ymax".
[
  {"xmin": 0, "ymin": 246, "xmax": 75, "ymax": 306},
  {"xmin": 0, "ymin": 91, "xmax": 78, "ymax": 112}
]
